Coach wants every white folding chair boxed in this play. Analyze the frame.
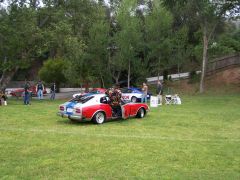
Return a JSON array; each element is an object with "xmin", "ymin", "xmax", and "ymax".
[{"xmin": 165, "ymin": 95, "xmax": 172, "ymax": 105}]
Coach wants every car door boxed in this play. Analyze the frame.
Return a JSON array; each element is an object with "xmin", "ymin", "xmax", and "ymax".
[
  {"xmin": 121, "ymin": 104, "xmax": 131, "ymax": 119},
  {"xmin": 99, "ymin": 96, "xmax": 112, "ymax": 119}
]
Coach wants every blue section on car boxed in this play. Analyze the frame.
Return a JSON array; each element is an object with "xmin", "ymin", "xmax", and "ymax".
[{"xmin": 65, "ymin": 102, "xmax": 76, "ymax": 115}]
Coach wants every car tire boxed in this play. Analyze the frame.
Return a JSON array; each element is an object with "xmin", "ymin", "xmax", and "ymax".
[
  {"xmin": 131, "ymin": 96, "xmax": 137, "ymax": 103},
  {"xmin": 136, "ymin": 108, "xmax": 145, "ymax": 118},
  {"xmin": 92, "ymin": 111, "xmax": 106, "ymax": 124}
]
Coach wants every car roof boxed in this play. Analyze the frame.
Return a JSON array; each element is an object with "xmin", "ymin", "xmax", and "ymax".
[
  {"xmin": 89, "ymin": 93, "xmax": 106, "ymax": 98},
  {"xmin": 91, "ymin": 88, "xmax": 106, "ymax": 92},
  {"xmin": 92, "ymin": 88, "xmax": 106, "ymax": 90}
]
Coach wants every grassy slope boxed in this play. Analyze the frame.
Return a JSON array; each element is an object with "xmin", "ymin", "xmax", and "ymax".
[{"xmin": 0, "ymin": 95, "xmax": 239, "ymax": 179}]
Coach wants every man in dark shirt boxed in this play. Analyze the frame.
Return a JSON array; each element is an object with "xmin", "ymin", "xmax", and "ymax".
[
  {"xmin": 50, "ymin": 82, "xmax": 56, "ymax": 100},
  {"xmin": 24, "ymin": 82, "xmax": 31, "ymax": 105}
]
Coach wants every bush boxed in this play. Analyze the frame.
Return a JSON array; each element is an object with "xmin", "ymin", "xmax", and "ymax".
[
  {"xmin": 188, "ymin": 70, "xmax": 200, "ymax": 84},
  {"xmin": 39, "ymin": 59, "xmax": 67, "ymax": 88}
]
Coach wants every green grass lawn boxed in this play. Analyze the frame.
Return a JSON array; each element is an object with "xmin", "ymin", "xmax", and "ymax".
[{"xmin": 0, "ymin": 94, "xmax": 240, "ymax": 179}]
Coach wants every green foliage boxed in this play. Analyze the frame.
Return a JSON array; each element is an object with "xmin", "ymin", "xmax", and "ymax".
[
  {"xmin": 1, "ymin": 0, "xmax": 240, "ymax": 89},
  {"xmin": 0, "ymin": 4, "xmax": 42, "ymax": 71},
  {"xmin": 207, "ymin": 30, "xmax": 240, "ymax": 60},
  {"xmin": 38, "ymin": 59, "xmax": 67, "ymax": 85},
  {"xmin": 109, "ymin": 0, "xmax": 144, "ymax": 85},
  {"xmin": 145, "ymin": 1, "xmax": 173, "ymax": 75},
  {"xmin": 86, "ymin": 6, "xmax": 111, "ymax": 87}
]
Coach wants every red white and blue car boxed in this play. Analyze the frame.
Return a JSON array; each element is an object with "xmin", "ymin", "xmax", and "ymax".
[
  {"xmin": 121, "ymin": 88, "xmax": 151, "ymax": 103},
  {"xmin": 57, "ymin": 94, "xmax": 149, "ymax": 124}
]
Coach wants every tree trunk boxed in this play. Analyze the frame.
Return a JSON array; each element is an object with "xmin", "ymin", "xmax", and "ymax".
[
  {"xmin": 0, "ymin": 67, "xmax": 19, "ymax": 91},
  {"xmin": 100, "ymin": 74, "xmax": 105, "ymax": 88},
  {"xmin": 157, "ymin": 57, "xmax": 161, "ymax": 81},
  {"xmin": 200, "ymin": 25, "xmax": 208, "ymax": 93},
  {"xmin": 127, "ymin": 59, "xmax": 130, "ymax": 88},
  {"xmin": 113, "ymin": 71, "xmax": 120, "ymax": 85}
]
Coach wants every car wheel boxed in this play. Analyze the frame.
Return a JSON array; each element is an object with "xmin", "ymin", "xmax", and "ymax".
[
  {"xmin": 93, "ymin": 112, "xmax": 106, "ymax": 124},
  {"xmin": 136, "ymin": 108, "xmax": 145, "ymax": 118},
  {"xmin": 131, "ymin": 96, "xmax": 137, "ymax": 103}
]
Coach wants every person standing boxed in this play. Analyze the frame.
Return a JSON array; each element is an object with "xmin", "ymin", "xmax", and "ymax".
[
  {"xmin": 141, "ymin": 82, "xmax": 148, "ymax": 103},
  {"xmin": 24, "ymin": 82, "xmax": 31, "ymax": 105},
  {"xmin": 50, "ymin": 82, "xmax": 56, "ymax": 100},
  {"xmin": 156, "ymin": 80, "xmax": 163, "ymax": 105},
  {"xmin": 0, "ymin": 90, "xmax": 7, "ymax": 106},
  {"xmin": 36, "ymin": 81, "xmax": 44, "ymax": 100}
]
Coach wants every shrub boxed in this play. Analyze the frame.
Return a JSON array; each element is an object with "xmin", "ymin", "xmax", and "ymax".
[
  {"xmin": 188, "ymin": 70, "xmax": 200, "ymax": 84},
  {"xmin": 39, "ymin": 59, "xmax": 67, "ymax": 88}
]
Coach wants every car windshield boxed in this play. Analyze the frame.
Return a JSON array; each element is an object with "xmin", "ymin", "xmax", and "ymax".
[{"xmin": 70, "ymin": 96, "xmax": 94, "ymax": 104}]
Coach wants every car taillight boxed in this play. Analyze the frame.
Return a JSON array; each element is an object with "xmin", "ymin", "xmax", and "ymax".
[
  {"xmin": 60, "ymin": 106, "xmax": 64, "ymax": 111},
  {"xmin": 75, "ymin": 108, "xmax": 81, "ymax": 113}
]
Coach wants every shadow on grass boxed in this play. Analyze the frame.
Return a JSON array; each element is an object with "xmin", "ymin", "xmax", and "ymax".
[{"xmin": 56, "ymin": 116, "xmax": 136, "ymax": 127}]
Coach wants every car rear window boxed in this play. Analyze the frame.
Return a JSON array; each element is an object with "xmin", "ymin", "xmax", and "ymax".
[
  {"xmin": 89, "ymin": 90, "xmax": 98, "ymax": 94},
  {"xmin": 70, "ymin": 96, "xmax": 94, "ymax": 104}
]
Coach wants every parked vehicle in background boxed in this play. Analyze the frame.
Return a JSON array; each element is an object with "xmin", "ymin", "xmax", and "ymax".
[
  {"xmin": 72, "ymin": 88, "xmax": 107, "ymax": 98},
  {"xmin": 10, "ymin": 86, "xmax": 47, "ymax": 97},
  {"xmin": 121, "ymin": 87, "xmax": 152, "ymax": 103},
  {"xmin": 57, "ymin": 94, "xmax": 149, "ymax": 124}
]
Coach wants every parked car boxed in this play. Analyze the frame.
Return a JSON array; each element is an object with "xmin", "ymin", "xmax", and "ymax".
[
  {"xmin": 57, "ymin": 94, "xmax": 149, "ymax": 124},
  {"xmin": 121, "ymin": 87, "xmax": 152, "ymax": 103},
  {"xmin": 73, "ymin": 88, "xmax": 107, "ymax": 98},
  {"xmin": 10, "ymin": 86, "xmax": 47, "ymax": 97}
]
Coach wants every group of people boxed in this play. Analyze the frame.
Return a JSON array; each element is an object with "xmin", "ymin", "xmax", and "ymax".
[
  {"xmin": 23, "ymin": 81, "xmax": 56, "ymax": 105},
  {"xmin": 1, "ymin": 79, "xmax": 164, "ymax": 107},
  {"xmin": 141, "ymin": 80, "xmax": 163, "ymax": 105},
  {"xmin": 105, "ymin": 84, "xmax": 122, "ymax": 117},
  {"xmin": 104, "ymin": 81, "xmax": 163, "ymax": 117}
]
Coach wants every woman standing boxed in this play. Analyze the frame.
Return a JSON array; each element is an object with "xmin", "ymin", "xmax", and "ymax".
[{"xmin": 141, "ymin": 83, "xmax": 148, "ymax": 103}]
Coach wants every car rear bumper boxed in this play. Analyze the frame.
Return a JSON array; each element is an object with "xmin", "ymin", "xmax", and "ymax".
[{"xmin": 57, "ymin": 112, "xmax": 86, "ymax": 121}]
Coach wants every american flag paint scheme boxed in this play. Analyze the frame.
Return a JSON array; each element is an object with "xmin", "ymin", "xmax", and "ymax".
[{"xmin": 57, "ymin": 94, "xmax": 149, "ymax": 124}]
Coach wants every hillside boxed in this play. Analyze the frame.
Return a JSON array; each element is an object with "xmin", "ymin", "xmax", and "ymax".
[{"xmin": 162, "ymin": 66, "xmax": 240, "ymax": 95}]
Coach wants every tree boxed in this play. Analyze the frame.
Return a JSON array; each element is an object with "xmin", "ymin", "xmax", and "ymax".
[
  {"xmin": 171, "ymin": 26, "xmax": 190, "ymax": 76},
  {"xmin": 196, "ymin": 0, "xmax": 240, "ymax": 93},
  {"xmin": 163, "ymin": 0, "xmax": 240, "ymax": 92},
  {"xmin": 0, "ymin": 2, "xmax": 42, "ymax": 91},
  {"xmin": 86, "ymin": 6, "xmax": 110, "ymax": 87},
  {"xmin": 114, "ymin": 0, "xmax": 143, "ymax": 87},
  {"xmin": 145, "ymin": 1, "xmax": 173, "ymax": 79}
]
